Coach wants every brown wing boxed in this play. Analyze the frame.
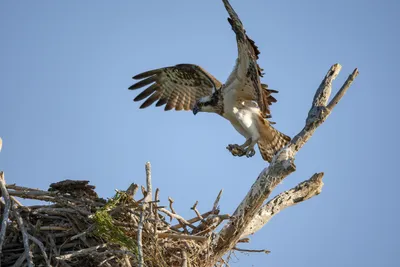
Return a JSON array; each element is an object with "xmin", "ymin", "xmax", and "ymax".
[
  {"xmin": 129, "ymin": 64, "xmax": 222, "ymax": 111},
  {"xmin": 222, "ymin": 0, "xmax": 276, "ymax": 117}
]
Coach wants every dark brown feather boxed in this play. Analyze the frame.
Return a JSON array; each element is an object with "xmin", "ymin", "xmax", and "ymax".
[
  {"xmin": 139, "ymin": 91, "xmax": 162, "ymax": 109},
  {"xmin": 134, "ymin": 84, "xmax": 158, "ymax": 101},
  {"xmin": 164, "ymin": 102, "xmax": 175, "ymax": 111},
  {"xmin": 133, "ymin": 69, "xmax": 161, "ymax": 80},
  {"xmin": 155, "ymin": 98, "xmax": 168, "ymax": 107},
  {"xmin": 129, "ymin": 76, "xmax": 156, "ymax": 90},
  {"xmin": 130, "ymin": 64, "xmax": 221, "ymax": 112},
  {"xmin": 224, "ymin": 0, "xmax": 276, "ymax": 118}
]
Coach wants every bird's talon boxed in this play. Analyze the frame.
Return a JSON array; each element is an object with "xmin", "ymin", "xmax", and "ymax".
[
  {"xmin": 227, "ymin": 144, "xmax": 246, "ymax": 157},
  {"xmin": 246, "ymin": 148, "xmax": 256, "ymax": 158}
]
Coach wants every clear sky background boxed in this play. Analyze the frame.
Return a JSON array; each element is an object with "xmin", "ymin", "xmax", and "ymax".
[{"xmin": 1, "ymin": 0, "xmax": 399, "ymax": 266}]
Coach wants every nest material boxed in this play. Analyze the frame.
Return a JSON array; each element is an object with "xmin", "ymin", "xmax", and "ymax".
[{"xmin": 0, "ymin": 170, "xmax": 227, "ymax": 267}]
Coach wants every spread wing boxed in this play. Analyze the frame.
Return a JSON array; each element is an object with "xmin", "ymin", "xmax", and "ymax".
[
  {"xmin": 222, "ymin": 0, "xmax": 277, "ymax": 117},
  {"xmin": 129, "ymin": 64, "xmax": 222, "ymax": 111}
]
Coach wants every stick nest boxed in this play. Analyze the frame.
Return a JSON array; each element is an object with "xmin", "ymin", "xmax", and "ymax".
[{"xmin": 0, "ymin": 173, "xmax": 227, "ymax": 267}]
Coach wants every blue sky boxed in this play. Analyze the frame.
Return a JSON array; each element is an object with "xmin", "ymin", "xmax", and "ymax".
[{"xmin": 1, "ymin": 0, "xmax": 399, "ymax": 266}]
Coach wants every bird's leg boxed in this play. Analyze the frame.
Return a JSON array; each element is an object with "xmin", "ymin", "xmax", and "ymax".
[
  {"xmin": 239, "ymin": 138, "xmax": 252, "ymax": 149},
  {"xmin": 244, "ymin": 138, "xmax": 258, "ymax": 158},
  {"xmin": 227, "ymin": 138, "xmax": 252, "ymax": 157}
]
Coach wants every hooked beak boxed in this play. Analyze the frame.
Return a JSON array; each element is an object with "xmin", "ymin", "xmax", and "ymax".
[{"xmin": 192, "ymin": 105, "xmax": 200, "ymax": 115}]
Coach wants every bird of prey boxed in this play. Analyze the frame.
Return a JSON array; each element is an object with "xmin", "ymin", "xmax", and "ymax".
[{"xmin": 129, "ymin": 0, "xmax": 290, "ymax": 162}]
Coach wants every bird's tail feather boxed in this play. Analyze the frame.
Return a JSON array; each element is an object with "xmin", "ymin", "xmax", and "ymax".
[{"xmin": 257, "ymin": 123, "xmax": 291, "ymax": 162}]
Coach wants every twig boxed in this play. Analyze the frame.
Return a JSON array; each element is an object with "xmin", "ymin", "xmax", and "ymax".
[
  {"xmin": 191, "ymin": 201, "xmax": 204, "ymax": 221},
  {"xmin": 140, "ymin": 185, "xmax": 146, "ymax": 198},
  {"xmin": 99, "ymin": 256, "xmax": 116, "ymax": 266},
  {"xmin": 6, "ymin": 184, "xmax": 44, "ymax": 192},
  {"xmin": 55, "ymin": 244, "xmax": 107, "ymax": 260},
  {"xmin": 327, "ymin": 68, "xmax": 359, "ymax": 110},
  {"xmin": 154, "ymin": 188, "xmax": 160, "ymax": 223},
  {"xmin": 181, "ymin": 250, "xmax": 188, "ymax": 267},
  {"xmin": 168, "ymin": 197, "xmax": 191, "ymax": 233},
  {"xmin": 137, "ymin": 204, "xmax": 145, "ymax": 267},
  {"xmin": 0, "ymin": 171, "xmax": 11, "ymax": 254},
  {"xmin": 12, "ymin": 200, "xmax": 33, "ymax": 267},
  {"xmin": 11, "ymin": 253, "xmax": 26, "ymax": 267},
  {"xmin": 70, "ymin": 225, "xmax": 94, "ymax": 240},
  {"xmin": 157, "ymin": 233, "xmax": 207, "ymax": 242},
  {"xmin": 233, "ymin": 247, "xmax": 270, "ymax": 254},
  {"xmin": 212, "ymin": 190, "xmax": 223, "ymax": 213},
  {"xmin": 126, "ymin": 183, "xmax": 139, "ymax": 199},
  {"xmin": 145, "ymin": 162, "xmax": 152, "ymax": 202},
  {"xmin": 153, "ymin": 188, "xmax": 160, "ymax": 254},
  {"xmin": 194, "ymin": 214, "xmax": 231, "ymax": 236},
  {"xmin": 159, "ymin": 208, "xmax": 196, "ymax": 230},
  {"xmin": 171, "ymin": 210, "xmax": 214, "ymax": 229},
  {"xmin": 27, "ymin": 234, "xmax": 51, "ymax": 267},
  {"xmin": 123, "ymin": 255, "xmax": 132, "ymax": 267},
  {"xmin": 40, "ymin": 226, "xmax": 71, "ymax": 231},
  {"xmin": 33, "ymin": 207, "xmax": 91, "ymax": 216},
  {"xmin": 168, "ymin": 197, "xmax": 176, "ymax": 215},
  {"xmin": 97, "ymin": 249, "xmax": 137, "ymax": 258},
  {"xmin": 136, "ymin": 186, "xmax": 148, "ymax": 202}
]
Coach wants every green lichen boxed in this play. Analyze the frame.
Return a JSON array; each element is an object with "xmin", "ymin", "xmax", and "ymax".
[{"xmin": 92, "ymin": 192, "xmax": 138, "ymax": 254}]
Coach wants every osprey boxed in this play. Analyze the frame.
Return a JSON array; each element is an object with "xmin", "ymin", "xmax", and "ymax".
[{"xmin": 129, "ymin": 0, "xmax": 290, "ymax": 162}]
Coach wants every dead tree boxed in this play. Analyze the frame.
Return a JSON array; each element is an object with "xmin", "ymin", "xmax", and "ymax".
[
  {"xmin": 0, "ymin": 64, "xmax": 358, "ymax": 267},
  {"xmin": 206, "ymin": 64, "xmax": 358, "ymax": 266}
]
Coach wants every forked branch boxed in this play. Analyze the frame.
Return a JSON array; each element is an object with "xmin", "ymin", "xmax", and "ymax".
[{"xmin": 206, "ymin": 64, "xmax": 359, "ymax": 266}]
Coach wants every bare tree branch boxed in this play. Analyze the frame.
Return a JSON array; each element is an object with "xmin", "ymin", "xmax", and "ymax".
[
  {"xmin": 171, "ymin": 210, "xmax": 215, "ymax": 230},
  {"xmin": 233, "ymin": 247, "xmax": 270, "ymax": 254},
  {"xmin": 157, "ymin": 233, "xmax": 207, "ymax": 242},
  {"xmin": 242, "ymin": 173, "xmax": 324, "ymax": 237},
  {"xmin": 145, "ymin": 162, "xmax": 152, "ymax": 202},
  {"xmin": 327, "ymin": 68, "xmax": 359, "ymax": 111},
  {"xmin": 0, "ymin": 171, "xmax": 11, "ymax": 254},
  {"xmin": 207, "ymin": 64, "xmax": 358, "ymax": 266},
  {"xmin": 55, "ymin": 244, "xmax": 107, "ymax": 261},
  {"xmin": 137, "ymin": 206, "xmax": 145, "ymax": 267},
  {"xmin": 12, "ymin": 200, "xmax": 33, "ymax": 267},
  {"xmin": 27, "ymin": 234, "xmax": 51, "ymax": 267},
  {"xmin": 212, "ymin": 190, "xmax": 223, "ymax": 213}
]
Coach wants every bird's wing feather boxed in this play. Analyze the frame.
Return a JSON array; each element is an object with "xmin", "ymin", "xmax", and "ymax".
[
  {"xmin": 129, "ymin": 64, "xmax": 222, "ymax": 111},
  {"xmin": 222, "ymin": 0, "xmax": 276, "ymax": 117}
]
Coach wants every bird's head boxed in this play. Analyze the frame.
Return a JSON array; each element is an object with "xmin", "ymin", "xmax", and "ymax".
[{"xmin": 193, "ymin": 91, "xmax": 222, "ymax": 115}]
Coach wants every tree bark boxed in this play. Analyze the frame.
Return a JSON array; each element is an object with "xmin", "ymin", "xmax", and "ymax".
[{"xmin": 205, "ymin": 65, "xmax": 359, "ymax": 266}]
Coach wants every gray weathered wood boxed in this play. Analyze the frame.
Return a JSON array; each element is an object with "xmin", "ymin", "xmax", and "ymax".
[
  {"xmin": 205, "ymin": 64, "xmax": 359, "ymax": 266},
  {"xmin": 242, "ymin": 173, "xmax": 324, "ymax": 237},
  {"xmin": 0, "ymin": 172, "xmax": 11, "ymax": 256}
]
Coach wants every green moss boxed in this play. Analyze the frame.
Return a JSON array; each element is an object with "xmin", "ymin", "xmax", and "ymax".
[{"xmin": 93, "ymin": 192, "xmax": 138, "ymax": 253}]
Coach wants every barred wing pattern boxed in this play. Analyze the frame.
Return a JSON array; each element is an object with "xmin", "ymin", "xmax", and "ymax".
[
  {"xmin": 223, "ymin": 0, "xmax": 291, "ymax": 162},
  {"xmin": 222, "ymin": 0, "xmax": 276, "ymax": 117},
  {"xmin": 129, "ymin": 64, "xmax": 222, "ymax": 111}
]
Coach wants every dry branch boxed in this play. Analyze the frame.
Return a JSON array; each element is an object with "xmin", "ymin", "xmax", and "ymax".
[
  {"xmin": 137, "ymin": 207, "xmax": 145, "ymax": 267},
  {"xmin": 243, "ymin": 173, "xmax": 324, "ymax": 237},
  {"xmin": 0, "ymin": 64, "xmax": 357, "ymax": 267},
  {"xmin": 12, "ymin": 200, "xmax": 33, "ymax": 267},
  {"xmin": 27, "ymin": 234, "xmax": 51, "ymax": 267},
  {"xmin": 0, "ymin": 172, "xmax": 11, "ymax": 254},
  {"xmin": 233, "ymin": 247, "xmax": 270, "ymax": 254},
  {"xmin": 206, "ymin": 64, "xmax": 358, "ymax": 266}
]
